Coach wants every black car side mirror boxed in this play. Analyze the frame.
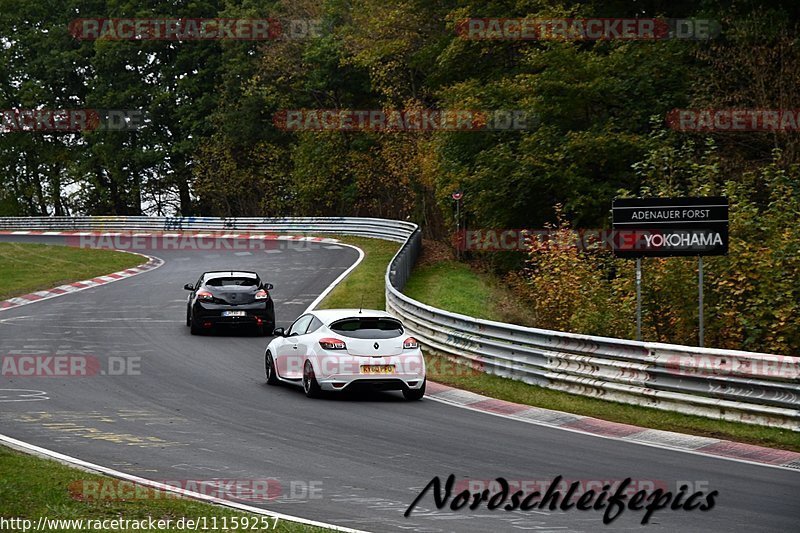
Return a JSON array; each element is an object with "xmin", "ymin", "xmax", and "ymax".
[
  {"xmin": 184, "ymin": 283, "xmax": 194, "ymax": 291},
  {"xmin": 273, "ymin": 327, "xmax": 285, "ymax": 337},
  {"xmin": 262, "ymin": 283, "xmax": 274, "ymax": 291}
]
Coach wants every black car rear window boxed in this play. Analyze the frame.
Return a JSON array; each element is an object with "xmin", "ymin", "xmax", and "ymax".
[
  {"xmin": 329, "ymin": 317, "xmax": 404, "ymax": 339},
  {"xmin": 205, "ymin": 277, "xmax": 258, "ymax": 287}
]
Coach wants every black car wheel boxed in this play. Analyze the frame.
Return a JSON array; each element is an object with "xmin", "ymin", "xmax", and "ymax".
[
  {"xmin": 186, "ymin": 306, "xmax": 191, "ymax": 327},
  {"xmin": 190, "ymin": 318, "xmax": 202, "ymax": 335},
  {"xmin": 403, "ymin": 378, "xmax": 426, "ymax": 401},
  {"xmin": 265, "ymin": 351, "xmax": 279, "ymax": 385},
  {"xmin": 303, "ymin": 360, "xmax": 322, "ymax": 398}
]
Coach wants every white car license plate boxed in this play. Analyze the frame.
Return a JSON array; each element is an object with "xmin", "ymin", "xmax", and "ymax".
[
  {"xmin": 222, "ymin": 311, "xmax": 246, "ymax": 317},
  {"xmin": 360, "ymin": 365, "xmax": 395, "ymax": 374}
]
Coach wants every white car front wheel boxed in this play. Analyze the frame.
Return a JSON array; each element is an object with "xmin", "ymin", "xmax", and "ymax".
[{"xmin": 265, "ymin": 351, "xmax": 279, "ymax": 385}]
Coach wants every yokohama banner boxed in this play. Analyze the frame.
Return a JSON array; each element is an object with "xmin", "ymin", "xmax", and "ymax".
[{"xmin": 612, "ymin": 197, "xmax": 729, "ymax": 257}]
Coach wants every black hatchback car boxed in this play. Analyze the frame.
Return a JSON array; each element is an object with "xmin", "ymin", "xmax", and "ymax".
[{"xmin": 185, "ymin": 271, "xmax": 275, "ymax": 335}]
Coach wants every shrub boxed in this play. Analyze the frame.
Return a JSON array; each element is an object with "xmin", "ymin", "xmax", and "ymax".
[{"xmin": 512, "ymin": 150, "xmax": 800, "ymax": 354}]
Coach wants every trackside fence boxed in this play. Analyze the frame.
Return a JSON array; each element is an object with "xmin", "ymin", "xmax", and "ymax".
[{"xmin": 1, "ymin": 216, "xmax": 797, "ymax": 430}]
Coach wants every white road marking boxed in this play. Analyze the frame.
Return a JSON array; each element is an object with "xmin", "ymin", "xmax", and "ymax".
[
  {"xmin": 304, "ymin": 242, "xmax": 365, "ymax": 313},
  {"xmin": 0, "ymin": 389, "xmax": 49, "ymax": 402}
]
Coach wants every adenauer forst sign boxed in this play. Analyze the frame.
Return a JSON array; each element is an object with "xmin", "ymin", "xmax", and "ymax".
[
  {"xmin": 612, "ymin": 197, "xmax": 729, "ymax": 258},
  {"xmin": 611, "ymin": 196, "xmax": 729, "ymax": 346}
]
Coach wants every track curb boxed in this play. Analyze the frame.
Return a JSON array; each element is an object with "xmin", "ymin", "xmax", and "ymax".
[
  {"xmin": 426, "ymin": 381, "xmax": 800, "ymax": 472},
  {"xmin": 0, "ymin": 252, "xmax": 164, "ymax": 312}
]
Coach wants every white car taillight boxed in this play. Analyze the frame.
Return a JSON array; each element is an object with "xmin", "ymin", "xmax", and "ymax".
[
  {"xmin": 403, "ymin": 337, "xmax": 419, "ymax": 349},
  {"xmin": 255, "ymin": 289, "xmax": 269, "ymax": 300},
  {"xmin": 319, "ymin": 337, "xmax": 347, "ymax": 350},
  {"xmin": 197, "ymin": 290, "xmax": 214, "ymax": 301}
]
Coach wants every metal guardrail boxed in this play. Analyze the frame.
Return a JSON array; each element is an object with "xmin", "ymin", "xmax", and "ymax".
[
  {"xmin": 1, "ymin": 216, "xmax": 797, "ymax": 430},
  {"xmin": 0, "ymin": 216, "xmax": 417, "ymax": 243},
  {"xmin": 382, "ymin": 227, "xmax": 799, "ymax": 431}
]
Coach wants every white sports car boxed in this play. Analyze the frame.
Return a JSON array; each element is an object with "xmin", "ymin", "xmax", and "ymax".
[{"xmin": 264, "ymin": 309, "xmax": 426, "ymax": 400}]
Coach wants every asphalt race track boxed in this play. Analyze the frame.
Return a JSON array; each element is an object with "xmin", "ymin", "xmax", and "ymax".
[{"xmin": 1, "ymin": 234, "xmax": 798, "ymax": 532}]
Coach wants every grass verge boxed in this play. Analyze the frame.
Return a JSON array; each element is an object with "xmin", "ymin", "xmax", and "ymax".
[
  {"xmin": 316, "ymin": 236, "xmax": 399, "ymax": 311},
  {"xmin": 0, "ymin": 242, "xmax": 144, "ymax": 300},
  {"xmin": 0, "ymin": 445, "xmax": 328, "ymax": 532},
  {"xmin": 323, "ymin": 238, "xmax": 800, "ymax": 452},
  {"xmin": 402, "ymin": 259, "xmax": 533, "ymax": 325}
]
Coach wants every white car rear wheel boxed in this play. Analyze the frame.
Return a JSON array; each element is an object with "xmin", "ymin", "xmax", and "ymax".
[{"xmin": 303, "ymin": 360, "xmax": 322, "ymax": 398}]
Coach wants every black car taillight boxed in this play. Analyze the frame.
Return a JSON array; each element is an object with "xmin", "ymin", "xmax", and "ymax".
[{"xmin": 197, "ymin": 290, "xmax": 214, "ymax": 301}]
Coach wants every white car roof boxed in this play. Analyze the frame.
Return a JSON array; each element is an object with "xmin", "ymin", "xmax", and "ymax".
[{"xmin": 310, "ymin": 309, "xmax": 396, "ymax": 325}]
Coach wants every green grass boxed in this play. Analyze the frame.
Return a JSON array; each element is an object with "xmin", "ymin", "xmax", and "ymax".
[
  {"xmin": 0, "ymin": 242, "xmax": 144, "ymax": 300},
  {"xmin": 403, "ymin": 260, "xmax": 532, "ymax": 324},
  {"xmin": 324, "ymin": 239, "xmax": 800, "ymax": 451},
  {"xmin": 317, "ymin": 237, "xmax": 399, "ymax": 311},
  {"xmin": 0, "ymin": 446, "xmax": 327, "ymax": 532},
  {"xmin": 403, "ymin": 261, "xmax": 491, "ymax": 318}
]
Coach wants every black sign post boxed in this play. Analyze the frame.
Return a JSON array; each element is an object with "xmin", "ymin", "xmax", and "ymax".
[
  {"xmin": 452, "ymin": 190, "xmax": 463, "ymax": 259},
  {"xmin": 612, "ymin": 197, "xmax": 729, "ymax": 346}
]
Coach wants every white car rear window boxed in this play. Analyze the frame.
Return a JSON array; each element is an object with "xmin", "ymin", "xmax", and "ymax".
[{"xmin": 330, "ymin": 317, "xmax": 404, "ymax": 339}]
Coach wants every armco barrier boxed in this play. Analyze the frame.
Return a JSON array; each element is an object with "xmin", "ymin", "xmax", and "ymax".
[{"xmin": 1, "ymin": 216, "xmax": 797, "ymax": 430}]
